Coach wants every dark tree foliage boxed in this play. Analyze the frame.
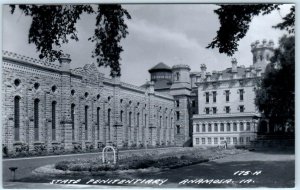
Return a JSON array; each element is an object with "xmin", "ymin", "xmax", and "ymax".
[
  {"xmin": 10, "ymin": 4, "xmax": 131, "ymax": 76},
  {"xmin": 255, "ymin": 35, "xmax": 295, "ymax": 127},
  {"xmin": 207, "ymin": 4, "xmax": 295, "ymax": 56}
]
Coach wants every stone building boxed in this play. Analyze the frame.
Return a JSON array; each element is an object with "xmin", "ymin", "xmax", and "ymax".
[
  {"xmin": 2, "ymin": 51, "xmax": 179, "ymax": 154},
  {"xmin": 192, "ymin": 39, "xmax": 275, "ymax": 147},
  {"xmin": 2, "ymin": 39, "xmax": 275, "ymax": 154}
]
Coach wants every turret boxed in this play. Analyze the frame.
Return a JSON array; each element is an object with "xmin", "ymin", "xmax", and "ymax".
[{"xmin": 251, "ymin": 39, "xmax": 275, "ymax": 72}]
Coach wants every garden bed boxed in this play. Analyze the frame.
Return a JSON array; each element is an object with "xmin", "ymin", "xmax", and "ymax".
[{"xmin": 53, "ymin": 147, "xmax": 246, "ymax": 172}]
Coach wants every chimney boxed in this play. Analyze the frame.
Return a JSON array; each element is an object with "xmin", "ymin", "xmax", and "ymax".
[
  {"xmin": 245, "ymin": 68, "xmax": 251, "ymax": 78},
  {"xmin": 231, "ymin": 58, "xmax": 238, "ymax": 79},
  {"xmin": 147, "ymin": 81, "xmax": 155, "ymax": 94},
  {"xmin": 206, "ymin": 72, "xmax": 211, "ymax": 81},
  {"xmin": 217, "ymin": 71, "xmax": 223, "ymax": 80},
  {"xmin": 256, "ymin": 67, "xmax": 262, "ymax": 77},
  {"xmin": 59, "ymin": 53, "xmax": 71, "ymax": 71}
]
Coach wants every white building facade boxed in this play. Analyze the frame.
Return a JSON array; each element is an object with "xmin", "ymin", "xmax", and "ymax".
[{"xmin": 192, "ymin": 39, "xmax": 275, "ymax": 147}]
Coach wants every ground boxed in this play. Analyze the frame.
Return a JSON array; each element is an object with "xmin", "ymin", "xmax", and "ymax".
[{"xmin": 3, "ymin": 148, "xmax": 295, "ymax": 188}]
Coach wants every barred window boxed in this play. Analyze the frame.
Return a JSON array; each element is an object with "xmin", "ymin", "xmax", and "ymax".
[
  {"xmin": 14, "ymin": 96, "xmax": 20, "ymax": 141},
  {"xmin": 34, "ymin": 99, "xmax": 40, "ymax": 141},
  {"xmin": 71, "ymin": 104, "xmax": 75, "ymax": 140},
  {"xmin": 52, "ymin": 101, "xmax": 56, "ymax": 141},
  {"xmin": 97, "ymin": 107, "xmax": 100, "ymax": 140}
]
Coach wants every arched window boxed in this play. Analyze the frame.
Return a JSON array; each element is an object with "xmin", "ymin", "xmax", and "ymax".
[
  {"xmin": 85, "ymin": 106, "xmax": 88, "ymax": 140},
  {"xmin": 108, "ymin": 108, "xmax": 111, "ymax": 140},
  {"xmin": 97, "ymin": 107, "xmax": 100, "ymax": 140},
  {"xmin": 137, "ymin": 113, "xmax": 140, "ymax": 126},
  {"xmin": 144, "ymin": 114, "xmax": 147, "ymax": 127},
  {"xmin": 129, "ymin": 112, "xmax": 132, "ymax": 126},
  {"xmin": 34, "ymin": 99, "xmax": 40, "ymax": 141},
  {"xmin": 120, "ymin": 110, "xmax": 123, "ymax": 122},
  {"xmin": 160, "ymin": 116, "xmax": 162, "ymax": 128},
  {"xmin": 14, "ymin": 96, "xmax": 20, "ymax": 141},
  {"xmin": 52, "ymin": 101, "xmax": 57, "ymax": 141},
  {"xmin": 176, "ymin": 125, "xmax": 180, "ymax": 134},
  {"xmin": 71, "ymin": 104, "xmax": 75, "ymax": 140}
]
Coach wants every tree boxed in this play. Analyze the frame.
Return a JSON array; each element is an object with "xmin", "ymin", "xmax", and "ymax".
[
  {"xmin": 10, "ymin": 4, "xmax": 131, "ymax": 76},
  {"xmin": 207, "ymin": 4, "xmax": 295, "ymax": 56},
  {"xmin": 255, "ymin": 35, "xmax": 295, "ymax": 129}
]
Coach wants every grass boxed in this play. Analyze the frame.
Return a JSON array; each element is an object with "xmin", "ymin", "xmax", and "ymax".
[{"xmin": 54, "ymin": 147, "xmax": 246, "ymax": 172}]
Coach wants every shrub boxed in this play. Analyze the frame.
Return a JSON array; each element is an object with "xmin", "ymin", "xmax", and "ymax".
[{"xmin": 55, "ymin": 161, "xmax": 70, "ymax": 171}]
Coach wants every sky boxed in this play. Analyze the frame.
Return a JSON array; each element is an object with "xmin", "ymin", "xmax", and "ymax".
[{"xmin": 2, "ymin": 4, "xmax": 293, "ymax": 86}]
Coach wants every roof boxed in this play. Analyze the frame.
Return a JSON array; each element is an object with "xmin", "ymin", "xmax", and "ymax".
[
  {"xmin": 149, "ymin": 62, "xmax": 171, "ymax": 72},
  {"xmin": 140, "ymin": 79, "xmax": 172, "ymax": 90},
  {"xmin": 210, "ymin": 66, "xmax": 247, "ymax": 80}
]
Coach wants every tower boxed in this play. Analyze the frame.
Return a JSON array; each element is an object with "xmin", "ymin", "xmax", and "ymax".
[
  {"xmin": 251, "ymin": 39, "xmax": 275, "ymax": 72},
  {"xmin": 170, "ymin": 64, "xmax": 192, "ymax": 146}
]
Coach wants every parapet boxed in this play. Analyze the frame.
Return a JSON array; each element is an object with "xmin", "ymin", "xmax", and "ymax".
[
  {"xmin": 172, "ymin": 64, "xmax": 191, "ymax": 70},
  {"xmin": 251, "ymin": 39, "xmax": 274, "ymax": 51}
]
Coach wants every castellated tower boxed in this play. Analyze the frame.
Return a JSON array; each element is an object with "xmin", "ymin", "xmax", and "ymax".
[
  {"xmin": 170, "ymin": 65, "xmax": 192, "ymax": 146},
  {"xmin": 251, "ymin": 39, "xmax": 275, "ymax": 72}
]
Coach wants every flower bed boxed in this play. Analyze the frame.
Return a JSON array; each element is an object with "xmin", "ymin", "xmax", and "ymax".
[{"xmin": 54, "ymin": 147, "xmax": 246, "ymax": 172}]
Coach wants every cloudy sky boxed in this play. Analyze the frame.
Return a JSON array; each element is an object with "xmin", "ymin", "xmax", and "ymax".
[{"xmin": 3, "ymin": 4, "xmax": 293, "ymax": 86}]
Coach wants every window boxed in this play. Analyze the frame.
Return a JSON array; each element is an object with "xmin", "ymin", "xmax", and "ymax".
[
  {"xmin": 176, "ymin": 125, "xmax": 180, "ymax": 134},
  {"xmin": 214, "ymin": 137, "xmax": 218, "ymax": 144},
  {"xmin": 233, "ymin": 137, "xmax": 237, "ymax": 144},
  {"xmin": 225, "ymin": 106, "xmax": 230, "ymax": 113},
  {"xmin": 213, "ymin": 91, "xmax": 217, "ymax": 102},
  {"xmin": 52, "ymin": 101, "xmax": 56, "ymax": 141},
  {"xmin": 196, "ymin": 138, "xmax": 200, "ymax": 144},
  {"xmin": 202, "ymin": 138, "xmax": 206, "ymax": 144},
  {"xmin": 205, "ymin": 107, "xmax": 210, "ymax": 114},
  {"xmin": 129, "ymin": 112, "xmax": 132, "ymax": 126},
  {"xmin": 226, "ymin": 137, "xmax": 231, "ymax": 144},
  {"xmin": 239, "ymin": 89, "xmax": 244, "ymax": 101},
  {"xmin": 85, "ymin": 92, "xmax": 89, "ymax": 98},
  {"xmin": 202, "ymin": 124, "xmax": 206, "ymax": 132},
  {"xmin": 34, "ymin": 99, "xmax": 40, "ymax": 141},
  {"xmin": 85, "ymin": 106, "xmax": 89, "ymax": 140},
  {"xmin": 233, "ymin": 123, "xmax": 237, "ymax": 131},
  {"xmin": 71, "ymin": 104, "xmax": 75, "ymax": 140},
  {"xmin": 220, "ymin": 123, "xmax": 224, "ymax": 132},
  {"xmin": 51, "ymin": 85, "xmax": 57, "ymax": 93},
  {"xmin": 192, "ymin": 100, "xmax": 196, "ymax": 108},
  {"xmin": 176, "ymin": 111, "xmax": 180, "ymax": 120},
  {"xmin": 71, "ymin": 89, "xmax": 75, "ymax": 96},
  {"xmin": 246, "ymin": 137, "xmax": 250, "ymax": 143},
  {"xmin": 208, "ymin": 124, "xmax": 212, "ymax": 132},
  {"xmin": 176, "ymin": 72, "xmax": 180, "ymax": 81},
  {"xmin": 225, "ymin": 90, "xmax": 230, "ymax": 102},
  {"xmin": 14, "ymin": 79, "xmax": 21, "ymax": 86},
  {"xmin": 14, "ymin": 96, "xmax": 20, "ymax": 141},
  {"xmin": 176, "ymin": 100, "xmax": 180, "ymax": 107},
  {"xmin": 196, "ymin": 124, "xmax": 200, "ymax": 132},
  {"xmin": 220, "ymin": 137, "xmax": 224, "ymax": 141},
  {"xmin": 240, "ymin": 122, "xmax": 244, "ymax": 131},
  {"xmin": 239, "ymin": 105, "xmax": 245, "ymax": 113},
  {"xmin": 137, "ymin": 113, "xmax": 140, "ymax": 126},
  {"xmin": 214, "ymin": 123, "xmax": 218, "ymax": 132},
  {"xmin": 246, "ymin": 122, "xmax": 251, "ymax": 131},
  {"xmin": 144, "ymin": 114, "xmax": 147, "ymax": 127},
  {"xmin": 97, "ymin": 107, "xmax": 100, "ymax": 140},
  {"xmin": 239, "ymin": 137, "xmax": 244, "ymax": 144},
  {"xmin": 208, "ymin": 137, "xmax": 212, "ymax": 144},
  {"xmin": 226, "ymin": 123, "xmax": 231, "ymax": 132},
  {"xmin": 205, "ymin": 92, "xmax": 209, "ymax": 103},
  {"xmin": 108, "ymin": 108, "xmax": 111, "ymax": 140},
  {"xmin": 34, "ymin": 83, "xmax": 40, "ymax": 90},
  {"xmin": 159, "ymin": 116, "xmax": 162, "ymax": 127},
  {"xmin": 120, "ymin": 110, "xmax": 123, "ymax": 122},
  {"xmin": 212, "ymin": 107, "xmax": 217, "ymax": 114}
]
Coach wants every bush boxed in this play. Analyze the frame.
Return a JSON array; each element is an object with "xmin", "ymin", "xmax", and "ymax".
[{"xmin": 55, "ymin": 161, "xmax": 70, "ymax": 171}]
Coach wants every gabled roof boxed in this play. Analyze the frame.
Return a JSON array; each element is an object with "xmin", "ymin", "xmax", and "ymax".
[{"xmin": 149, "ymin": 62, "xmax": 171, "ymax": 72}]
